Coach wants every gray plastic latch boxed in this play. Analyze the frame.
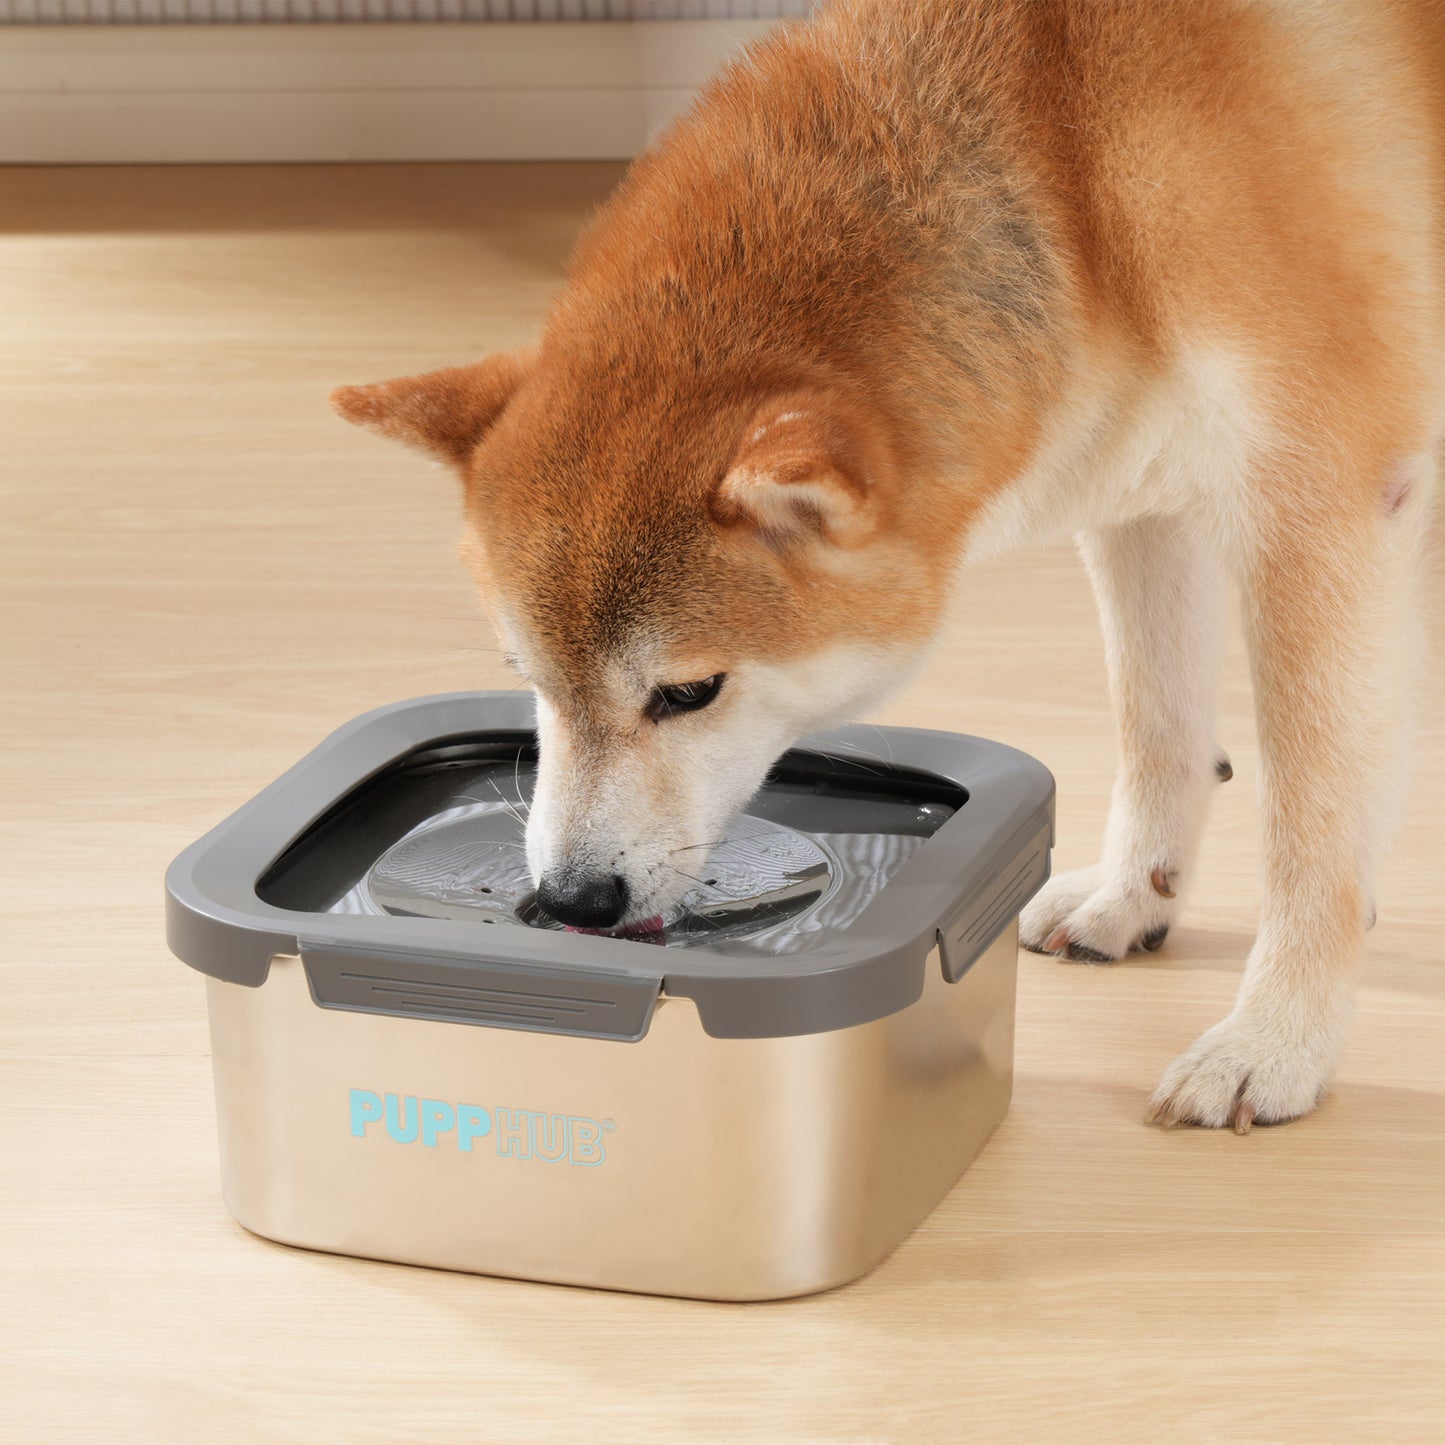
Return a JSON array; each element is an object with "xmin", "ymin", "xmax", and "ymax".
[
  {"xmin": 300, "ymin": 942, "xmax": 660, "ymax": 1042},
  {"xmin": 937, "ymin": 818, "xmax": 1052, "ymax": 983}
]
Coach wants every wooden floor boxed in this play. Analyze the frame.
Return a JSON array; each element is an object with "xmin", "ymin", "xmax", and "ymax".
[{"xmin": 3, "ymin": 164, "xmax": 1443, "ymax": 1445}]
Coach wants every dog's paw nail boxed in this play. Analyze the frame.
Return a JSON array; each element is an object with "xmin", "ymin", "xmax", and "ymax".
[
  {"xmin": 1233, "ymin": 1100, "xmax": 1256, "ymax": 1135},
  {"xmin": 1150, "ymin": 866, "xmax": 1177, "ymax": 900},
  {"xmin": 1043, "ymin": 926, "xmax": 1071, "ymax": 954},
  {"xmin": 1215, "ymin": 753, "xmax": 1233, "ymax": 782},
  {"xmin": 1065, "ymin": 940, "xmax": 1116, "ymax": 963},
  {"xmin": 1136, "ymin": 924, "xmax": 1169, "ymax": 953}
]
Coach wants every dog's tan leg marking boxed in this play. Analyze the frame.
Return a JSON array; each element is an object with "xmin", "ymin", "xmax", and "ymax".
[
  {"xmin": 1020, "ymin": 514, "xmax": 1227, "ymax": 963},
  {"xmin": 1147, "ymin": 459, "xmax": 1430, "ymax": 1131}
]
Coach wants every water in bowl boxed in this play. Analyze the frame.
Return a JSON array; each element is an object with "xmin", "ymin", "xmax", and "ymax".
[{"xmin": 262, "ymin": 744, "xmax": 962, "ymax": 957}]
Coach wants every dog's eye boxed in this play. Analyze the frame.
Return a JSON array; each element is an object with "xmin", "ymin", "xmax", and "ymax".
[{"xmin": 646, "ymin": 674, "xmax": 724, "ymax": 722}]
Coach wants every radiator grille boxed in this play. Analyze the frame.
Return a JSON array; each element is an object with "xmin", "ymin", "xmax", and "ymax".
[{"xmin": 0, "ymin": 0, "xmax": 814, "ymax": 20}]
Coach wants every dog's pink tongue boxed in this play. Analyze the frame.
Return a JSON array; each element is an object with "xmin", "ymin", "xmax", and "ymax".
[{"xmin": 566, "ymin": 915, "xmax": 666, "ymax": 942}]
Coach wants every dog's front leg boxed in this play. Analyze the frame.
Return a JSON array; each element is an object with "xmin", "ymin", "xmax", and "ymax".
[
  {"xmin": 1020, "ymin": 513, "xmax": 1230, "ymax": 961},
  {"xmin": 1147, "ymin": 481, "xmax": 1422, "ymax": 1130}
]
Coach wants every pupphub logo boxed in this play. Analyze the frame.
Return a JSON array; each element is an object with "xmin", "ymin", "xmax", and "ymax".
[{"xmin": 348, "ymin": 1088, "xmax": 613, "ymax": 1167}]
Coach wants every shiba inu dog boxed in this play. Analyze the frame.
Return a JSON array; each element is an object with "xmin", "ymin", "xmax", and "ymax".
[{"xmin": 334, "ymin": 0, "xmax": 1442, "ymax": 1130}]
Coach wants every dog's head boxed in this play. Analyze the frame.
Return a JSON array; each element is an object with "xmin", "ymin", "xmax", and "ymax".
[{"xmin": 334, "ymin": 347, "xmax": 948, "ymax": 931}]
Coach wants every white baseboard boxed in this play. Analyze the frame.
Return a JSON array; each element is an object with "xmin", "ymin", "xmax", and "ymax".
[{"xmin": 0, "ymin": 20, "xmax": 777, "ymax": 162}]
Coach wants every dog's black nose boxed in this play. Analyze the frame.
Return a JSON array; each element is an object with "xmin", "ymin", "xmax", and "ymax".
[{"xmin": 535, "ymin": 871, "xmax": 630, "ymax": 930}]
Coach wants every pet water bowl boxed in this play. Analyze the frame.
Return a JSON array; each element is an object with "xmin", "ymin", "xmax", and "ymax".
[{"xmin": 166, "ymin": 692, "xmax": 1053, "ymax": 1300}]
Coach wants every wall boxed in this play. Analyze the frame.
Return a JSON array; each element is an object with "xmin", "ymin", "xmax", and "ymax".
[
  {"xmin": 0, "ymin": 14, "xmax": 803, "ymax": 160},
  {"xmin": 0, "ymin": 1, "xmax": 812, "ymax": 21}
]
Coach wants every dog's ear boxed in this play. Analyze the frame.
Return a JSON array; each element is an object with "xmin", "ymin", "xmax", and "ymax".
[
  {"xmin": 713, "ymin": 394, "xmax": 886, "ymax": 550},
  {"xmin": 330, "ymin": 348, "xmax": 533, "ymax": 467}
]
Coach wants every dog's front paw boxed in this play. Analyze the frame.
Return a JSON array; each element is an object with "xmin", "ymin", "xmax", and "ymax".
[
  {"xmin": 1020, "ymin": 863, "xmax": 1173, "ymax": 963},
  {"xmin": 1146, "ymin": 1006, "xmax": 1348, "ymax": 1133}
]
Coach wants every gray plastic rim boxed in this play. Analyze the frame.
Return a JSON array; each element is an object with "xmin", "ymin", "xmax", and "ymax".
[{"xmin": 166, "ymin": 692, "xmax": 1054, "ymax": 1041}]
